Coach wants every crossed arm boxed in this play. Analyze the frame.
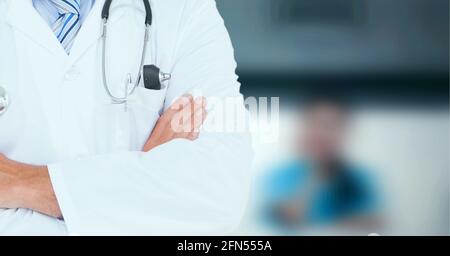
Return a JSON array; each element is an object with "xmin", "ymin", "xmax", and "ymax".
[{"xmin": 0, "ymin": 95, "xmax": 206, "ymax": 218}]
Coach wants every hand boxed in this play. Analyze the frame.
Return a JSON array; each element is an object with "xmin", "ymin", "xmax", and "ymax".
[
  {"xmin": 143, "ymin": 95, "xmax": 207, "ymax": 152},
  {"xmin": 273, "ymin": 200, "xmax": 308, "ymax": 227},
  {"xmin": 0, "ymin": 154, "xmax": 61, "ymax": 218}
]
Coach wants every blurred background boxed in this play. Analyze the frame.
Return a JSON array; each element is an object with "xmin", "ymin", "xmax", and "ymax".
[{"xmin": 215, "ymin": 0, "xmax": 449, "ymax": 235}]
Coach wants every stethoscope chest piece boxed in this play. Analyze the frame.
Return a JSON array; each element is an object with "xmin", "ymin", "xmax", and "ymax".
[
  {"xmin": 143, "ymin": 65, "xmax": 171, "ymax": 90},
  {"xmin": 0, "ymin": 86, "xmax": 9, "ymax": 116}
]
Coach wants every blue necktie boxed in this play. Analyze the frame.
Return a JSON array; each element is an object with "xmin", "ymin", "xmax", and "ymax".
[{"xmin": 50, "ymin": 0, "xmax": 81, "ymax": 53}]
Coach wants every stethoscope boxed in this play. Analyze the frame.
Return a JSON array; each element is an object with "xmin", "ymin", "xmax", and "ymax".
[
  {"xmin": 0, "ymin": 0, "xmax": 171, "ymax": 116},
  {"xmin": 102, "ymin": 0, "xmax": 171, "ymax": 104},
  {"xmin": 0, "ymin": 86, "xmax": 8, "ymax": 116}
]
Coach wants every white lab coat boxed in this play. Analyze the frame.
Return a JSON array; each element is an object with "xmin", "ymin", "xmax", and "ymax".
[{"xmin": 0, "ymin": 0, "xmax": 252, "ymax": 235}]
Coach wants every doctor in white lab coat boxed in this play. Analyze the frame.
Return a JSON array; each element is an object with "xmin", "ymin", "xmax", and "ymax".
[{"xmin": 0, "ymin": 0, "xmax": 252, "ymax": 235}]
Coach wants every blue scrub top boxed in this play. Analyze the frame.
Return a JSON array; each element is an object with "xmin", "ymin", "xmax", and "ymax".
[{"xmin": 262, "ymin": 160, "xmax": 379, "ymax": 228}]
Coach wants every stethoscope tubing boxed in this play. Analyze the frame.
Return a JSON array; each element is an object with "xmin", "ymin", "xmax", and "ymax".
[{"xmin": 101, "ymin": 0, "xmax": 152, "ymax": 104}]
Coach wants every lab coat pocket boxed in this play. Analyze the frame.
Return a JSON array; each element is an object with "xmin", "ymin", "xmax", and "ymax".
[
  {"xmin": 94, "ymin": 102, "xmax": 132, "ymax": 153},
  {"xmin": 127, "ymin": 87, "xmax": 167, "ymax": 150},
  {"xmin": 130, "ymin": 87, "xmax": 166, "ymax": 113}
]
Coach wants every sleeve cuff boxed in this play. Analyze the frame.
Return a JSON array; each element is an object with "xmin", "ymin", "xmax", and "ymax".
[{"xmin": 47, "ymin": 163, "xmax": 82, "ymax": 235}]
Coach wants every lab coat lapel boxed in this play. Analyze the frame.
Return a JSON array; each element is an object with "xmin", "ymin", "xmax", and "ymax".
[
  {"xmin": 69, "ymin": 0, "xmax": 128, "ymax": 63},
  {"xmin": 6, "ymin": 0, "xmax": 68, "ymax": 59},
  {"xmin": 68, "ymin": 0, "xmax": 104, "ymax": 62}
]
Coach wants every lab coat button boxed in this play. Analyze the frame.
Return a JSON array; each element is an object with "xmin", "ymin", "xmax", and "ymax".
[{"xmin": 65, "ymin": 67, "xmax": 80, "ymax": 81}]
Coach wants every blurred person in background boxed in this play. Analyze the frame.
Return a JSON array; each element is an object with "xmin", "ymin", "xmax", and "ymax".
[{"xmin": 262, "ymin": 94, "xmax": 381, "ymax": 233}]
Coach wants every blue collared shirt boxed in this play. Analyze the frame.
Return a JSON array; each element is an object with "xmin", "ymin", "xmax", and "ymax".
[
  {"xmin": 262, "ymin": 160, "xmax": 379, "ymax": 229},
  {"xmin": 33, "ymin": 0, "xmax": 96, "ymax": 28}
]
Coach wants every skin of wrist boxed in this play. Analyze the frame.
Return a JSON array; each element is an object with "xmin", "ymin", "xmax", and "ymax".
[
  {"xmin": 21, "ymin": 166, "xmax": 62, "ymax": 218},
  {"xmin": 11, "ymin": 164, "xmax": 46, "ymax": 208},
  {"xmin": 2, "ymin": 158, "xmax": 61, "ymax": 218}
]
